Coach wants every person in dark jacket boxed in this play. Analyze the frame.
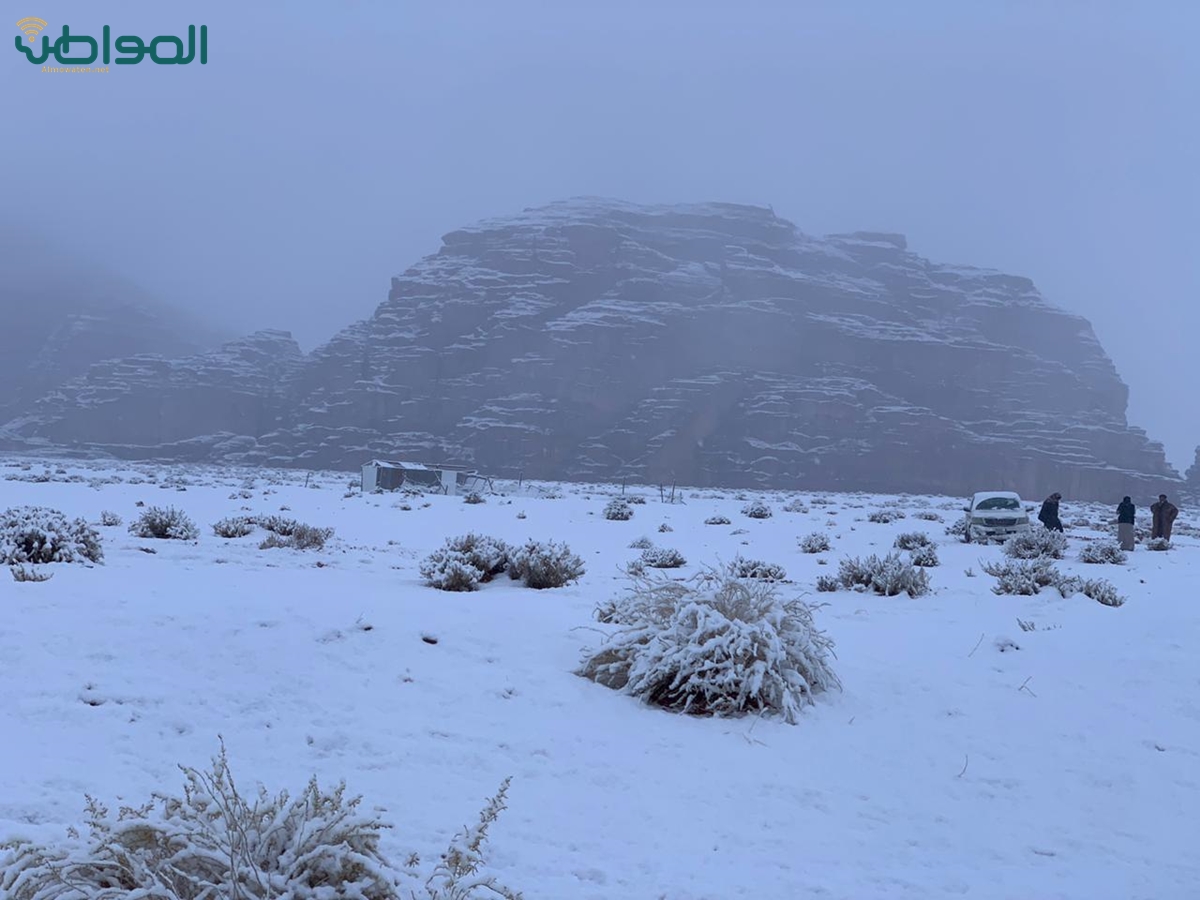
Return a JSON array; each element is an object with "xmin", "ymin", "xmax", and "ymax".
[
  {"xmin": 1150, "ymin": 494, "xmax": 1179, "ymax": 541},
  {"xmin": 1116, "ymin": 496, "xmax": 1136, "ymax": 550},
  {"xmin": 1038, "ymin": 492, "xmax": 1064, "ymax": 532}
]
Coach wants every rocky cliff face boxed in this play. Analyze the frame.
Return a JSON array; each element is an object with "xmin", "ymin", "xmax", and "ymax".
[{"xmin": 1, "ymin": 199, "xmax": 1183, "ymax": 500}]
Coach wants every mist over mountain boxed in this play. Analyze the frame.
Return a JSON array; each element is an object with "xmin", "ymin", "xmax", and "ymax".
[{"xmin": 1, "ymin": 199, "xmax": 1189, "ymax": 502}]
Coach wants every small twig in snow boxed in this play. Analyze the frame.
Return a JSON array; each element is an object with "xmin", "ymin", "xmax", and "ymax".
[
  {"xmin": 967, "ymin": 632, "xmax": 985, "ymax": 657},
  {"xmin": 957, "ymin": 754, "xmax": 969, "ymax": 778},
  {"xmin": 1019, "ymin": 676, "xmax": 1037, "ymax": 698}
]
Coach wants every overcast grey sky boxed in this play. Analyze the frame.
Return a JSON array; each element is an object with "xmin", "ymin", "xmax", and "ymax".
[{"xmin": 6, "ymin": 0, "xmax": 1198, "ymax": 470}]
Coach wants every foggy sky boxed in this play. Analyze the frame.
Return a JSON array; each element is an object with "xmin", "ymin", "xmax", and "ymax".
[{"xmin": 7, "ymin": 0, "xmax": 1198, "ymax": 471}]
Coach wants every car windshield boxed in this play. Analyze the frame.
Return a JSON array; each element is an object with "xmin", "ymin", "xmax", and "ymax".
[{"xmin": 976, "ymin": 497, "xmax": 1020, "ymax": 511}]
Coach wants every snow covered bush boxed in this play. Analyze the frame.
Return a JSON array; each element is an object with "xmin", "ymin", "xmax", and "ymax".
[
  {"xmin": 815, "ymin": 574, "xmax": 839, "ymax": 592},
  {"xmin": 893, "ymin": 531, "xmax": 933, "ymax": 550},
  {"xmin": 728, "ymin": 557, "xmax": 787, "ymax": 581},
  {"xmin": 867, "ymin": 509, "xmax": 905, "ymax": 524},
  {"xmin": 212, "ymin": 515, "xmax": 255, "ymax": 538},
  {"xmin": 1, "ymin": 506, "xmax": 104, "ymax": 565},
  {"xmin": 420, "ymin": 551, "xmax": 482, "ymax": 592},
  {"xmin": 640, "ymin": 546, "xmax": 687, "ymax": 569},
  {"xmin": 798, "ymin": 532, "xmax": 831, "ymax": 553},
  {"xmin": 1077, "ymin": 577, "xmax": 1126, "ymax": 607},
  {"xmin": 506, "ymin": 539, "xmax": 585, "ymax": 589},
  {"xmin": 0, "ymin": 742, "xmax": 521, "ymax": 900},
  {"xmin": 704, "ymin": 515, "xmax": 731, "ymax": 525},
  {"xmin": 603, "ymin": 498, "xmax": 634, "ymax": 521},
  {"xmin": 944, "ymin": 518, "xmax": 969, "ymax": 541},
  {"xmin": 577, "ymin": 565, "xmax": 840, "ymax": 724},
  {"xmin": 260, "ymin": 524, "xmax": 334, "ymax": 551},
  {"xmin": 909, "ymin": 543, "xmax": 940, "ymax": 567},
  {"xmin": 980, "ymin": 558, "xmax": 1062, "ymax": 595},
  {"xmin": 1078, "ymin": 541, "xmax": 1127, "ymax": 565},
  {"xmin": 252, "ymin": 514, "xmax": 301, "ymax": 536},
  {"xmin": 10, "ymin": 565, "xmax": 52, "ymax": 583},
  {"xmin": 628, "ymin": 536, "xmax": 655, "ymax": 550},
  {"xmin": 1003, "ymin": 529, "xmax": 1067, "ymax": 560},
  {"xmin": 420, "ymin": 534, "xmax": 512, "ymax": 590},
  {"xmin": 914, "ymin": 510, "xmax": 943, "ymax": 522},
  {"xmin": 836, "ymin": 552, "xmax": 931, "ymax": 597},
  {"xmin": 741, "ymin": 500, "xmax": 772, "ymax": 519},
  {"xmin": 129, "ymin": 506, "xmax": 199, "ymax": 541},
  {"xmin": 462, "ymin": 491, "xmax": 486, "ymax": 505},
  {"xmin": 1146, "ymin": 537, "xmax": 1171, "ymax": 551},
  {"xmin": 657, "ymin": 523, "xmax": 673, "ymax": 533},
  {"xmin": 99, "ymin": 510, "xmax": 122, "ymax": 527},
  {"xmin": 782, "ymin": 498, "xmax": 809, "ymax": 513}
]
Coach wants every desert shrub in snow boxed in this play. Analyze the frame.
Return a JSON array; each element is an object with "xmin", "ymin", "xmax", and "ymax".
[
  {"xmin": 782, "ymin": 498, "xmax": 809, "ymax": 513},
  {"xmin": 1077, "ymin": 577, "xmax": 1126, "ymax": 607},
  {"xmin": 462, "ymin": 491, "xmax": 486, "ymax": 505},
  {"xmin": 578, "ymin": 565, "xmax": 840, "ymax": 723},
  {"xmin": 626, "ymin": 495, "xmax": 647, "ymax": 505},
  {"xmin": 603, "ymin": 498, "xmax": 634, "ymax": 521},
  {"xmin": 1146, "ymin": 537, "xmax": 1171, "ymax": 551},
  {"xmin": 0, "ymin": 742, "xmax": 521, "ymax": 900},
  {"xmin": 1078, "ymin": 541, "xmax": 1127, "ymax": 565},
  {"xmin": 798, "ymin": 532, "xmax": 832, "ymax": 554},
  {"xmin": 0, "ymin": 506, "xmax": 104, "ymax": 565},
  {"xmin": 980, "ymin": 558, "xmax": 1063, "ymax": 595},
  {"xmin": 420, "ymin": 533, "xmax": 511, "ymax": 590},
  {"xmin": 1003, "ymin": 529, "xmax": 1067, "ymax": 560},
  {"xmin": 507, "ymin": 539, "xmax": 585, "ymax": 589},
  {"xmin": 212, "ymin": 515, "xmax": 255, "ymax": 538},
  {"xmin": 10, "ymin": 565, "xmax": 52, "ymax": 583},
  {"xmin": 741, "ymin": 500, "xmax": 772, "ymax": 519},
  {"xmin": 704, "ymin": 515, "xmax": 731, "ymax": 526},
  {"xmin": 914, "ymin": 510, "xmax": 943, "ymax": 522},
  {"xmin": 867, "ymin": 509, "xmax": 905, "ymax": 524},
  {"xmin": 628, "ymin": 536, "xmax": 655, "ymax": 550},
  {"xmin": 815, "ymin": 574, "xmax": 839, "ymax": 592},
  {"xmin": 837, "ymin": 552, "xmax": 931, "ymax": 597},
  {"xmin": 657, "ymin": 523, "xmax": 673, "ymax": 533},
  {"xmin": 420, "ymin": 551, "xmax": 482, "ymax": 592},
  {"xmin": 129, "ymin": 506, "xmax": 199, "ymax": 541},
  {"xmin": 98, "ymin": 510, "xmax": 122, "ymax": 527},
  {"xmin": 261, "ymin": 524, "xmax": 334, "ymax": 551},
  {"xmin": 893, "ymin": 531, "xmax": 933, "ymax": 550},
  {"xmin": 944, "ymin": 518, "xmax": 969, "ymax": 540},
  {"xmin": 253, "ymin": 514, "xmax": 302, "ymax": 536},
  {"xmin": 640, "ymin": 546, "xmax": 687, "ymax": 569},
  {"xmin": 909, "ymin": 543, "xmax": 940, "ymax": 567},
  {"xmin": 728, "ymin": 557, "xmax": 787, "ymax": 581}
]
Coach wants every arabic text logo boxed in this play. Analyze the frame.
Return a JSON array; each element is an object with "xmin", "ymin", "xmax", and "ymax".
[{"xmin": 16, "ymin": 16, "xmax": 47, "ymax": 42}]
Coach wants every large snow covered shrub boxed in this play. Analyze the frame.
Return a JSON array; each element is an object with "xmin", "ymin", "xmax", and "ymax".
[
  {"xmin": 0, "ymin": 506, "xmax": 103, "ymax": 565},
  {"xmin": 836, "ymin": 552, "xmax": 931, "ymax": 597},
  {"xmin": 639, "ymin": 546, "xmax": 687, "ymax": 569},
  {"xmin": 260, "ymin": 523, "xmax": 334, "ymax": 551},
  {"xmin": 1003, "ymin": 529, "xmax": 1067, "ymax": 560},
  {"xmin": 740, "ymin": 500, "xmax": 773, "ymax": 519},
  {"xmin": 0, "ymin": 742, "xmax": 521, "ymax": 900},
  {"xmin": 129, "ymin": 506, "xmax": 199, "ymax": 541},
  {"xmin": 981, "ymin": 558, "xmax": 1063, "ymax": 595},
  {"xmin": 798, "ymin": 532, "xmax": 831, "ymax": 554},
  {"xmin": 1078, "ymin": 541, "xmax": 1127, "ymax": 565},
  {"xmin": 578, "ymin": 566, "xmax": 840, "ymax": 724},
  {"xmin": 893, "ymin": 531, "xmax": 933, "ymax": 550},
  {"xmin": 420, "ymin": 533, "xmax": 512, "ymax": 591},
  {"xmin": 728, "ymin": 557, "xmax": 787, "ymax": 581},
  {"xmin": 212, "ymin": 515, "xmax": 255, "ymax": 538},
  {"xmin": 507, "ymin": 539, "xmax": 585, "ymax": 589},
  {"xmin": 603, "ymin": 498, "xmax": 634, "ymax": 521}
]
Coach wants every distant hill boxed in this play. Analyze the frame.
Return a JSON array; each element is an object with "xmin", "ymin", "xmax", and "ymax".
[{"xmin": 0, "ymin": 200, "xmax": 1185, "ymax": 500}]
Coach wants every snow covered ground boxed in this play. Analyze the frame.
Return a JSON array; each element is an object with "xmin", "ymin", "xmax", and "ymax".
[{"xmin": 2, "ymin": 457, "xmax": 1198, "ymax": 899}]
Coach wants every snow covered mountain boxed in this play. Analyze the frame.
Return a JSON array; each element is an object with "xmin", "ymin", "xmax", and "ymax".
[{"xmin": 1, "ymin": 198, "xmax": 1184, "ymax": 499}]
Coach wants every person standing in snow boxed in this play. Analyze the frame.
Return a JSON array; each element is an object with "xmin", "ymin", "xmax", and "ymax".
[
  {"xmin": 1038, "ymin": 492, "xmax": 1064, "ymax": 532},
  {"xmin": 1150, "ymin": 494, "xmax": 1179, "ymax": 541},
  {"xmin": 1116, "ymin": 496, "xmax": 1136, "ymax": 551}
]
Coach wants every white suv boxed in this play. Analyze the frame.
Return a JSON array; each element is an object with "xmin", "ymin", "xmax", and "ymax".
[{"xmin": 963, "ymin": 491, "xmax": 1034, "ymax": 543}]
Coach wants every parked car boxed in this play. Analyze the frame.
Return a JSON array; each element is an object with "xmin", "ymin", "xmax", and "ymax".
[{"xmin": 962, "ymin": 491, "xmax": 1035, "ymax": 543}]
